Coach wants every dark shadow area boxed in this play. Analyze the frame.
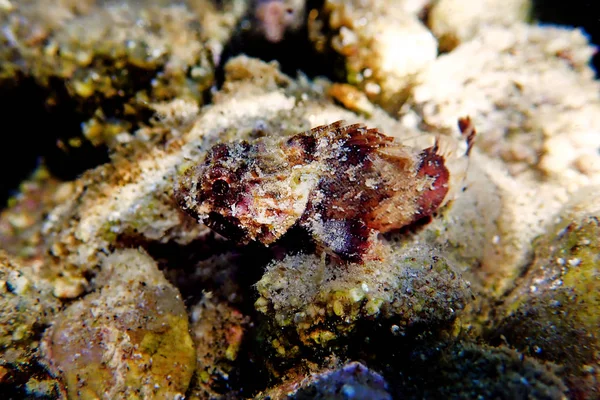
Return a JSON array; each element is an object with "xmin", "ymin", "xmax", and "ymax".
[
  {"xmin": 215, "ymin": 0, "xmax": 339, "ymax": 88},
  {"xmin": 121, "ymin": 225, "xmax": 315, "ymax": 313},
  {"xmin": 0, "ymin": 55, "xmax": 171, "ymax": 210},
  {"xmin": 0, "ymin": 358, "xmax": 59, "ymax": 400},
  {"xmin": 116, "ymin": 226, "xmax": 316, "ymax": 397},
  {"xmin": 0, "ymin": 76, "xmax": 109, "ymax": 208},
  {"xmin": 0, "ymin": 326, "xmax": 60, "ymax": 399}
]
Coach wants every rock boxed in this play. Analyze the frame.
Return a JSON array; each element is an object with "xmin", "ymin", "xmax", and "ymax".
[
  {"xmin": 493, "ymin": 186, "xmax": 600, "ymax": 397},
  {"xmin": 0, "ymin": 251, "xmax": 58, "ymax": 349},
  {"xmin": 41, "ymin": 249, "xmax": 196, "ymax": 399},
  {"xmin": 0, "ymin": 251, "xmax": 61, "ymax": 398},
  {"xmin": 391, "ymin": 341, "xmax": 568, "ymax": 399},
  {"xmin": 258, "ymin": 362, "xmax": 392, "ymax": 400},
  {"xmin": 0, "ymin": 0, "xmax": 247, "ymax": 148},
  {"xmin": 255, "ymin": 244, "xmax": 471, "ymax": 355},
  {"xmin": 309, "ymin": 0, "xmax": 438, "ymax": 112},
  {"xmin": 0, "ymin": 167, "xmax": 67, "ymax": 259},
  {"xmin": 404, "ymin": 24, "xmax": 600, "ymax": 187},
  {"xmin": 429, "ymin": 0, "xmax": 531, "ymax": 51},
  {"xmin": 402, "ymin": 24, "xmax": 600, "ymax": 295}
]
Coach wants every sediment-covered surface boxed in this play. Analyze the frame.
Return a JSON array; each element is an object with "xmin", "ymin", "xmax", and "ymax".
[{"xmin": 1, "ymin": 0, "xmax": 599, "ymax": 398}]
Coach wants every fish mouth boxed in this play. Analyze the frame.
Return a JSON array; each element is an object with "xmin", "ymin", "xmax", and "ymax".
[{"xmin": 203, "ymin": 212, "xmax": 251, "ymax": 244}]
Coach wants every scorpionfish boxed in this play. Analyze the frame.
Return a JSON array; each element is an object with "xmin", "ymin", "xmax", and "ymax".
[{"xmin": 175, "ymin": 119, "xmax": 475, "ymax": 262}]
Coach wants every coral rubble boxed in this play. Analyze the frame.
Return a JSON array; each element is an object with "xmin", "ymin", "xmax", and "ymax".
[
  {"xmin": 0, "ymin": 252, "xmax": 58, "ymax": 350},
  {"xmin": 402, "ymin": 23, "xmax": 600, "ymax": 296},
  {"xmin": 428, "ymin": 0, "xmax": 531, "ymax": 51},
  {"xmin": 187, "ymin": 294, "xmax": 249, "ymax": 399},
  {"xmin": 0, "ymin": 251, "xmax": 61, "ymax": 398},
  {"xmin": 0, "ymin": 0, "xmax": 245, "ymax": 152}
]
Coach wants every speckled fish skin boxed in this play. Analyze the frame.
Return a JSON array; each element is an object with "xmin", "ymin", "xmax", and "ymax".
[{"xmin": 175, "ymin": 121, "xmax": 464, "ymax": 262}]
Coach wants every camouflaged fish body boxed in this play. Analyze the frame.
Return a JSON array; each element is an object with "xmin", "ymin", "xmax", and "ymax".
[{"xmin": 175, "ymin": 120, "xmax": 475, "ymax": 261}]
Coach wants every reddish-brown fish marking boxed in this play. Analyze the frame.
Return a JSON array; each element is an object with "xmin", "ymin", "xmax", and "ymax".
[{"xmin": 175, "ymin": 120, "xmax": 476, "ymax": 262}]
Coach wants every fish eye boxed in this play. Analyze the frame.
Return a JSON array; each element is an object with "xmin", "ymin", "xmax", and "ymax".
[{"xmin": 212, "ymin": 179, "xmax": 230, "ymax": 196}]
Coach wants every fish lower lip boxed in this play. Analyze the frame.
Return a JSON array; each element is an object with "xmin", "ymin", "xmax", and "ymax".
[{"xmin": 204, "ymin": 212, "xmax": 250, "ymax": 243}]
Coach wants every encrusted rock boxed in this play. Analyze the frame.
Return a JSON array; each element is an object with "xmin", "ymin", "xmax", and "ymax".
[
  {"xmin": 402, "ymin": 24, "xmax": 600, "ymax": 295},
  {"xmin": 418, "ymin": 156, "xmax": 569, "ymax": 296},
  {"xmin": 309, "ymin": 0, "xmax": 438, "ymax": 112},
  {"xmin": 0, "ymin": 251, "xmax": 58, "ymax": 349},
  {"xmin": 0, "ymin": 251, "xmax": 61, "ymax": 397},
  {"xmin": 255, "ymin": 244, "xmax": 471, "ymax": 354},
  {"xmin": 493, "ymin": 186, "xmax": 600, "ymax": 397},
  {"xmin": 428, "ymin": 0, "xmax": 531, "ymax": 51},
  {"xmin": 0, "ymin": 0, "xmax": 247, "ymax": 148},
  {"xmin": 403, "ymin": 24, "xmax": 600, "ymax": 187},
  {"xmin": 41, "ymin": 249, "xmax": 196, "ymax": 399},
  {"xmin": 0, "ymin": 166, "xmax": 69, "ymax": 259}
]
